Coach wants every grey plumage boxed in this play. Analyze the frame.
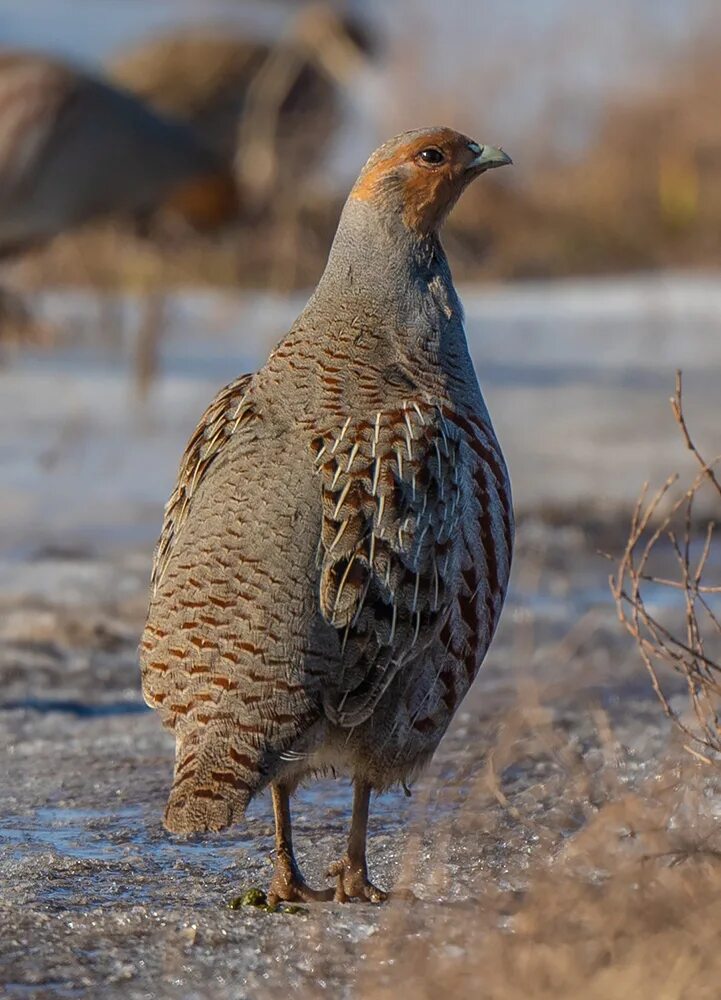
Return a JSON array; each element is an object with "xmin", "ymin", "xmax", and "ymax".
[{"xmin": 142, "ymin": 126, "xmax": 513, "ymax": 902}]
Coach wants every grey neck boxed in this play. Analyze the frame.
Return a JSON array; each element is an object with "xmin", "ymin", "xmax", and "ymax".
[
  {"xmin": 269, "ymin": 196, "xmax": 482, "ymax": 414},
  {"xmin": 308, "ymin": 198, "xmax": 451, "ymax": 320}
]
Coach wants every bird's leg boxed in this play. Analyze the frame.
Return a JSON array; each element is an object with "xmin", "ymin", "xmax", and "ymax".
[
  {"xmin": 267, "ymin": 784, "xmax": 334, "ymax": 906},
  {"xmin": 327, "ymin": 779, "xmax": 388, "ymax": 903}
]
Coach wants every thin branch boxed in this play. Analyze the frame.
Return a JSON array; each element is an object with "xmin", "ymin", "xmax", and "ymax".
[{"xmin": 613, "ymin": 372, "xmax": 721, "ymax": 761}]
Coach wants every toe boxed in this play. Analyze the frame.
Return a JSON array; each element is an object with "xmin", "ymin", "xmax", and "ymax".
[
  {"xmin": 364, "ymin": 883, "xmax": 387, "ymax": 903},
  {"xmin": 326, "ymin": 859, "xmax": 344, "ymax": 879},
  {"xmin": 294, "ymin": 884, "xmax": 335, "ymax": 904},
  {"xmin": 268, "ymin": 874, "xmax": 333, "ymax": 907},
  {"xmin": 327, "ymin": 856, "xmax": 388, "ymax": 903}
]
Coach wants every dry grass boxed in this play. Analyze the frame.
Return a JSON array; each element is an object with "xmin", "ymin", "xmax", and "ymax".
[
  {"xmin": 354, "ymin": 704, "xmax": 721, "ymax": 1000},
  {"xmin": 612, "ymin": 372, "xmax": 721, "ymax": 762},
  {"xmin": 368, "ymin": 834, "xmax": 721, "ymax": 998},
  {"xmin": 13, "ymin": 194, "xmax": 341, "ymax": 295}
]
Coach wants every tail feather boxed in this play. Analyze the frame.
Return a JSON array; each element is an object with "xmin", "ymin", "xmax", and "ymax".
[{"xmin": 163, "ymin": 729, "xmax": 260, "ymax": 835}]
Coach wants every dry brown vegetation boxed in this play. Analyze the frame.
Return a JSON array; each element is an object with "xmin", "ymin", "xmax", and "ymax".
[
  {"xmin": 363, "ymin": 784, "xmax": 721, "ymax": 999},
  {"xmin": 451, "ymin": 28, "xmax": 721, "ymax": 282},
  {"xmin": 372, "ymin": 792, "xmax": 721, "ymax": 997},
  {"xmin": 613, "ymin": 373, "xmax": 721, "ymax": 762}
]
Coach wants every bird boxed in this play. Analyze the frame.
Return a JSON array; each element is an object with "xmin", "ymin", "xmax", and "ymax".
[
  {"xmin": 0, "ymin": 49, "xmax": 236, "ymax": 343},
  {"xmin": 0, "ymin": 49, "xmax": 235, "ymax": 254},
  {"xmin": 141, "ymin": 126, "xmax": 514, "ymax": 904}
]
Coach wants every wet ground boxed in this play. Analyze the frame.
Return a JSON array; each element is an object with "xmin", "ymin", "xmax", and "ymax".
[{"xmin": 1, "ymin": 278, "xmax": 719, "ymax": 997}]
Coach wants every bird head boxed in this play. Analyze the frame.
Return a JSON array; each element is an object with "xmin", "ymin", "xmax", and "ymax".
[{"xmin": 350, "ymin": 126, "xmax": 511, "ymax": 237}]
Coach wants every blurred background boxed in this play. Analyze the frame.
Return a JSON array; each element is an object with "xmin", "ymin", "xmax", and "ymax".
[
  {"xmin": 5, "ymin": 0, "xmax": 721, "ymax": 287},
  {"xmin": 1, "ymin": 0, "xmax": 721, "ymax": 548}
]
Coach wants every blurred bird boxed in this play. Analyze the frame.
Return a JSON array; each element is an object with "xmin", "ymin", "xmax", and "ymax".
[
  {"xmin": 142, "ymin": 127, "xmax": 514, "ymax": 904},
  {"xmin": 0, "ymin": 49, "xmax": 236, "ymax": 343},
  {"xmin": 0, "ymin": 49, "xmax": 236, "ymax": 253},
  {"xmin": 109, "ymin": 6, "xmax": 377, "ymax": 218},
  {"xmin": 109, "ymin": 7, "xmax": 377, "ymax": 290}
]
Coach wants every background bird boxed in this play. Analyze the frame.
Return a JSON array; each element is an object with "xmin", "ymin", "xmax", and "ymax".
[
  {"xmin": 0, "ymin": 49, "xmax": 237, "ymax": 252},
  {"xmin": 109, "ymin": 7, "xmax": 377, "ymax": 217},
  {"xmin": 141, "ymin": 126, "xmax": 514, "ymax": 904},
  {"xmin": 0, "ymin": 49, "xmax": 236, "ymax": 341}
]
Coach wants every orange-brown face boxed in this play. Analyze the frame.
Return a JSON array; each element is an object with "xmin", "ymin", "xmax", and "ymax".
[{"xmin": 350, "ymin": 127, "xmax": 512, "ymax": 235}]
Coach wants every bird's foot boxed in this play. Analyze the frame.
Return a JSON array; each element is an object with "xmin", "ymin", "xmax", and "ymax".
[
  {"xmin": 267, "ymin": 852, "xmax": 334, "ymax": 907},
  {"xmin": 326, "ymin": 855, "xmax": 388, "ymax": 903}
]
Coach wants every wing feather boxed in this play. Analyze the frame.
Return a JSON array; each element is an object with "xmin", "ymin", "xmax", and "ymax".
[
  {"xmin": 315, "ymin": 401, "xmax": 465, "ymax": 727},
  {"xmin": 151, "ymin": 373, "xmax": 254, "ymax": 592}
]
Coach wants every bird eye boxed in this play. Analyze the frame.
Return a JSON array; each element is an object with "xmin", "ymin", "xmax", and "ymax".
[{"xmin": 417, "ymin": 147, "xmax": 445, "ymax": 166}]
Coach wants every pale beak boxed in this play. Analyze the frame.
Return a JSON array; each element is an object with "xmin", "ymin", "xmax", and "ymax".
[{"xmin": 467, "ymin": 145, "xmax": 513, "ymax": 171}]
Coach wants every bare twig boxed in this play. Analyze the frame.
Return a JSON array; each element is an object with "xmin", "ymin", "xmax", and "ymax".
[
  {"xmin": 611, "ymin": 372, "xmax": 721, "ymax": 760},
  {"xmin": 671, "ymin": 371, "xmax": 721, "ymax": 499}
]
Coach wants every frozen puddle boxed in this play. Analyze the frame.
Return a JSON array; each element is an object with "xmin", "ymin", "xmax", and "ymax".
[
  {"xmin": 1, "ymin": 806, "xmax": 165, "ymax": 864},
  {"xmin": 0, "ymin": 785, "xmax": 411, "ymax": 910}
]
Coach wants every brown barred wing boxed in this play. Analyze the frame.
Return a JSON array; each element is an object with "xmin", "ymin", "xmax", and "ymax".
[
  {"xmin": 140, "ymin": 372, "xmax": 280, "ymax": 835},
  {"xmin": 150, "ymin": 373, "xmax": 254, "ymax": 595},
  {"xmin": 314, "ymin": 401, "xmax": 468, "ymax": 728}
]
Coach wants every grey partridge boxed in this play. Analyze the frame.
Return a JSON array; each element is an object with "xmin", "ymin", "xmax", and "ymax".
[
  {"xmin": 141, "ymin": 126, "xmax": 514, "ymax": 904},
  {"xmin": 0, "ymin": 49, "xmax": 235, "ymax": 256}
]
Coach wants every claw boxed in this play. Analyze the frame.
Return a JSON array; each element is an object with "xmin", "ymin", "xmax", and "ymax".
[
  {"xmin": 267, "ymin": 881, "xmax": 334, "ymax": 906},
  {"xmin": 327, "ymin": 855, "xmax": 388, "ymax": 903},
  {"xmin": 267, "ymin": 862, "xmax": 334, "ymax": 907}
]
